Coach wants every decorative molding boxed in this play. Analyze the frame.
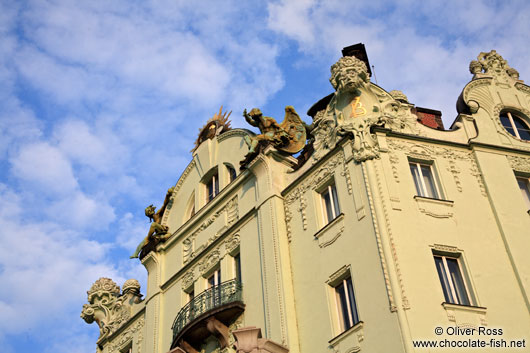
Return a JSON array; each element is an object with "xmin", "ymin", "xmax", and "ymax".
[
  {"xmin": 199, "ymin": 248, "xmax": 221, "ymax": 275},
  {"xmin": 181, "ymin": 271, "xmax": 195, "ymax": 290},
  {"xmin": 183, "ymin": 196, "xmax": 239, "ymax": 264},
  {"xmin": 372, "ymin": 161, "xmax": 409, "ymax": 310},
  {"xmin": 416, "ymin": 197, "xmax": 454, "ymax": 218},
  {"xmin": 361, "ymin": 163, "xmax": 396, "ymax": 312},
  {"xmin": 319, "ymin": 226, "xmax": 345, "ymax": 248},
  {"xmin": 327, "ymin": 265, "xmax": 351, "ymax": 286},
  {"xmin": 432, "ymin": 244, "xmax": 459, "ymax": 253},
  {"xmin": 225, "ymin": 232, "xmax": 241, "ymax": 254},
  {"xmin": 107, "ymin": 318, "xmax": 145, "ymax": 353},
  {"xmin": 163, "ymin": 160, "xmax": 196, "ymax": 225},
  {"xmin": 283, "ymin": 151, "xmax": 347, "ymax": 241},
  {"xmin": 387, "ymin": 139, "xmax": 487, "ymax": 197},
  {"xmin": 507, "ymin": 155, "xmax": 530, "ymax": 173}
]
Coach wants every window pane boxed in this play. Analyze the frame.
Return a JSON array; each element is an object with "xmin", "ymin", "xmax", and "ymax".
[
  {"xmin": 446, "ymin": 258, "xmax": 470, "ymax": 306},
  {"xmin": 331, "ymin": 184, "xmax": 340, "ymax": 217},
  {"xmin": 208, "ymin": 179, "xmax": 215, "ymax": 201},
  {"xmin": 235, "ymin": 254, "xmax": 242, "ymax": 283},
  {"xmin": 323, "ymin": 190, "xmax": 333, "ymax": 223},
  {"xmin": 517, "ymin": 178, "xmax": 530, "ymax": 209},
  {"xmin": 345, "ymin": 278, "xmax": 359, "ymax": 325},
  {"xmin": 410, "ymin": 163, "xmax": 423, "ymax": 196},
  {"xmin": 434, "ymin": 256, "xmax": 453, "ymax": 303},
  {"xmin": 513, "ymin": 116, "xmax": 530, "ymax": 140},
  {"xmin": 421, "ymin": 165, "xmax": 439, "ymax": 199},
  {"xmin": 336, "ymin": 282, "xmax": 351, "ymax": 330},
  {"xmin": 500, "ymin": 113, "xmax": 512, "ymax": 129},
  {"xmin": 214, "ymin": 175, "xmax": 219, "ymax": 195},
  {"xmin": 229, "ymin": 167, "xmax": 237, "ymax": 182}
]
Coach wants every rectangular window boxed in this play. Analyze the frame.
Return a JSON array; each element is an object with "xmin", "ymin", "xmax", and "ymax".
[
  {"xmin": 433, "ymin": 254, "xmax": 472, "ymax": 306},
  {"xmin": 207, "ymin": 173, "xmax": 219, "ymax": 201},
  {"xmin": 234, "ymin": 253, "xmax": 242, "ymax": 283},
  {"xmin": 334, "ymin": 276, "xmax": 359, "ymax": 332},
  {"xmin": 516, "ymin": 176, "xmax": 530, "ymax": 209},
  {"xmin": 321, "ymin": 183, "xmax": 340, "ymax": 224},
  {"xmin": 409, "ymin": 161, "xmax": 443, "ymax": 199}
]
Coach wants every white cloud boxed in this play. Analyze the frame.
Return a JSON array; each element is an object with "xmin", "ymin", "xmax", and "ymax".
[{"xmin": 10, "ymin": 142, "xmax": 79, "ymax": 194}]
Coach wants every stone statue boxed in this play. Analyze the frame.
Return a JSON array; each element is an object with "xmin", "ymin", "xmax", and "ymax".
[
  {"xmin": 130, "ymin": 187, "xmax": 174, "ymax": 259},
  {"xmin": 242, "ymin": 106, "xmax": 306, "ymax": 162}
]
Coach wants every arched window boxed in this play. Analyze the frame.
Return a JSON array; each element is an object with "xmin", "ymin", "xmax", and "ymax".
[{"xmin": 500, "ymin": 111, "xmax": 530, "ymax": 140}]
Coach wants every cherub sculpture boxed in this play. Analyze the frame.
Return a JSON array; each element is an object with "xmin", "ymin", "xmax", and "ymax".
[
  {"xmin": 130, "ymin": 187, "xmax": 174, "ymax": 259},
  {"xmin": 242, "ymin": 106, "xmax": 306, "ymax": 162}
]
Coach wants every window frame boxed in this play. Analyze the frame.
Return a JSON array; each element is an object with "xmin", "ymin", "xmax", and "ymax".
[
  {"xmin": 206, "ymin": 171, "xmax": 219, "ymax": 202},
  {"xmin": 334, "ymin": 276, "xmax": 359, "ymax": 332},
  {"xmin": 409, "ymin": 159, "xmax": 444, "ymax": 199},
  {"xmin": 515, "ymin": 174, "xmax": 530, "ymax": 210},
  {"xmin": 433, "ymin": 253, "xmax": 474, "ymax": 306},
  {"xmin": 227, "ymin": 164, "xmax": 237, "ymax": 184},
  {"xmin": 500, "ymin": 111, "xmax": 530, "ymax": 141},
  {"xmin": 327, "ymin": 266, "xmax": 360, "ymax": 336},
  {"xmin": 319, "ymin": 181, "xmax": 341, "ymax": 225}
]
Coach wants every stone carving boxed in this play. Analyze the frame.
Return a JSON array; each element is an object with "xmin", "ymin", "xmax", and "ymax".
[
  {"xmin": 193, "ymin": 106, "xmax": 232, "ymax": 152},
  {"xmin": 389, "ymin": 90, "xmax": 409, "ymax": 103},
  {"xmin": 241, "ymin": 106, "xmax": 307, "ymax": 166},
  {"xmin": 183, "ymin": 196, "xmax": 239, "ymax": 265},
  {"xmin": 107, "ymin": 318, "xmax": 145, "ymax": 353},
  {"xmin": 330, "ymin": 56, "xmax": 370, "ymax": 93},
  {"xmin": 310, "ymin": 55, "xmax": 388, "ymax": 162},
  {"xmin": 81, "ymin": 278, "xmax": 142, "ymax": 341},
  {"xmin": 225, "ymin": 232, "xmax": 241, "ymax": 254},
  {"xmin": 507, "ymin": 155, "xmax": 530, "ymax": 173},
  {"xmin": 470, "ymin": 50, "xmax": 520, "ymax": 87},
  {"xmin": 181, "ymin": 271, "xmax": 195, "ymax": 290},
  {"xmin": 131, "ymin": 187, "xmax": 175, "ymax": 259},
  {"xmin": 199, "ymin": 249, "xmax": 221, "ymax": 275},
  {"xmin": 232, "ymin": 327, "xmax": 289, "ymax": 353}
]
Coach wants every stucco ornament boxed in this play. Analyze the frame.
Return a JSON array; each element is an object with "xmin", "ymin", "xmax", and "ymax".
[
  {"xmin": 330, "ymin": 56, "xmax": 370, "ymax": 93},
  {"xmin": 241, "ymin": 106, "xmax": 307, "ymax": 166},
  {"xmin": 81, "ymin": 278, "xmax": 142, "ymax": 341},
  {"xmin": 471, "ymin": 50, "xmax": 520, "ymax": 85},
  {"xmin": 389, "ymin": 90, "xmax": 409, "ymax": 103},
  {"xmin": 311, "ymin": 55, "xmax": 389, "ymax": 162}
]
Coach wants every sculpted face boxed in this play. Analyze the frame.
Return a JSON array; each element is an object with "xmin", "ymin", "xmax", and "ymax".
[{"xmin": 330, "ymin": 56, "xmax": 370, "ymax": 93}]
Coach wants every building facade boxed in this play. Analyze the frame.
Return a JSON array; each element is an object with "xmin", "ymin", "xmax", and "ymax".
[{"xmin": 82, "ymin": 47, "xmax": 530, "ymax": 353}]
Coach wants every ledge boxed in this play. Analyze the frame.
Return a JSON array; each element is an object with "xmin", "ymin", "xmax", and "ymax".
[
  {"xmin": 442, "ymin": 302, "xmax": 487, "ymax": 313},
  {"xmin": 329, "ymin": 321, "xmax": 364, "ymax": 346},
  {"xmin": 314, "ymin": 213, "xmax": 345, "ymax": 239},
  {"xmin": 414, "ymin": 196, "xmax": 454, "ymax": 218}
]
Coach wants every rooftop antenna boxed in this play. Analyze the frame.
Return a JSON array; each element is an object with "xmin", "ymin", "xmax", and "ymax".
[{"xmin": 372, "ymin": 65, "xmax": 378, "ymax": 85}]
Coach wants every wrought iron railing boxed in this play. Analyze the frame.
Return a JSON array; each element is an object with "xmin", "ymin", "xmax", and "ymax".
[{"xmin": 172, "ymin": 279, "xmax": 243, "ymax": 339}]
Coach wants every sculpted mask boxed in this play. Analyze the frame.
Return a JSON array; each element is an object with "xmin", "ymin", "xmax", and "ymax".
[{"xmin": 330, "ymin": 56, "xmax": 370, "ymax": 93}]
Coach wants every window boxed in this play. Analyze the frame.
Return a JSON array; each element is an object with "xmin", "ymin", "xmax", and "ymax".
[
  {"xmin": 516, "ymin": 175, "xmax": 530, "ymax": 209},
  {"xmin": 234, "ymin": 253, "xmax": 242, "ymax": 283},
  {"xmin": 207, "ymin": 172, "xmax": 219, "ymax": 201},
  {"xmin": 227, "ymin": 165, "xmax": 237, "ymax": 183},
  {"xmin": 207, "ymin": 268, "xmax": 221, "ymax": 306},
  {"xmin": 500, "ymin": 111, "xmax": 530, "ymax": 140},
  {"xmin": 409, "ymin": 161, "xmax": 443, "ymax": 199},
  {"xmin": 321, "ymin": 182, "xmax": 340, "ymax": 224},
  {"xmin": 433, "ymin": 254, "xmax": 472, "ymax": 306},
  {"xmin": 334, "ymin": 276, "xmax": 359, "ymax": 332}
]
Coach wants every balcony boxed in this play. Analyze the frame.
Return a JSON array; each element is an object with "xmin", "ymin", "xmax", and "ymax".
[{"xmin": 170, "ymin": 279, "xmax": 244, "ymax": 351}]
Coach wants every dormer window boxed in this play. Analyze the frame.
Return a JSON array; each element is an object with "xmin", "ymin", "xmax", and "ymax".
[
  {"xmin": 500, "ymin": 111, "xmax": 530, "ymax": 141},
  {"xmin": 207, "ymin": 172, "xmax": 219, "ymax": 201}
]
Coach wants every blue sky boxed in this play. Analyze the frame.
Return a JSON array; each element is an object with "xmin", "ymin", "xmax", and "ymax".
[{"xmin": 0, "ymin": 0, "xmax": 529, "ymax": 352}]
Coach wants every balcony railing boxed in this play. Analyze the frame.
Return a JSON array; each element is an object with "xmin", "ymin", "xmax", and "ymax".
[{"xmin": 172, "ymin": 279, "xmax": 243, "ymax": 340}]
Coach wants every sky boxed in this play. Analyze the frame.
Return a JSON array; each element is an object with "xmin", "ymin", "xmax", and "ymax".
[{"xmin": 0, "ymin": 0, "xmax": 529, "ymax": 352}]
